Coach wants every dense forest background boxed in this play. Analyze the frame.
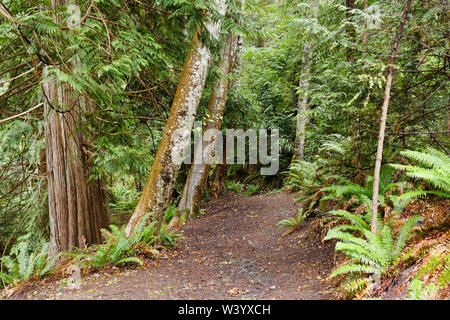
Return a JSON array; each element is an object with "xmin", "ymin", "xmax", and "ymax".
[{"xmin": 0, "ymin": 0, "xmax": 448, "ymax": 300}]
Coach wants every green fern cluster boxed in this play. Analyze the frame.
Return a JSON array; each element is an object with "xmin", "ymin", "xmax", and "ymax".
[
  {"xmin": 73, "ymin": 214, "xmax": 157, "ymax": 268},
  {"xmin": 285, "ymin": 161, "xmax": 318, "ymax": 191},
  {"xmin": 407, "ymin": 253, "xmax": 449, "ymax": 300},
  {"xmin": 163, "ymin": 204, "xmax": 178, "ymax": 223},
  {"xmin": 324, "ymin": 210, "xmax": 420, "ymax": 278},
  {"xmin": 285, "ymin": 161, "xmax": 325, "ymax": 217},
  {"xmin": 109, "ymin": 183, "xmax": 141, "ymax": 213},
  {"xmin": 159, "ymin": 224, "xmax": 183, "ymax": 247},
  {"xmin": 0, "ymin": 241, "xmax": 59, "ymax": 288},
  {"xmin": 225, "ymin": 180, "xmax": 244, "ymax": 193},
  {"xmin": 73, "ymin": 213, "xmax": 182, "ymax": 268},
  {"xmin": 391, "ymin": 148, "xmax": 450, "ymax": 195},
  {"xmin": 277, "ymin": 208, "xmax": 307, "ymax": 230},
  {"xmin": 407, "ymin": 279, "xmax": 439, "ymax": 300},
  {"xmin": 321, "ymin": 166, "xmax": 401, "ymax": 210},
  {"xmin": 243, "ymin": 184, "xmax": 264, "ymax": 196}
]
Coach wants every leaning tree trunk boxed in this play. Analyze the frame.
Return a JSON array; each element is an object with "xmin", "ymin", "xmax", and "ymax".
[
  {"xmin": 371, "ymin": 0, "xmax": 412, "ymax": 235},
  {"xmin": 174, "ymin": 32, "xmax": 235, "ymax": 225},
  {"xmin": 44, "ymin": 0, "xmax": 109, "ymax": 258},
  {"xmin": 125, "ymin": 0, "xmax": 228, "ymax": 237}
]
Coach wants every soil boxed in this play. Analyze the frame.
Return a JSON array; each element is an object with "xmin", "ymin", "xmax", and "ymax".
[{"xmin": 9, "ymin": 191, "xmax": 336, "ymax": 300}]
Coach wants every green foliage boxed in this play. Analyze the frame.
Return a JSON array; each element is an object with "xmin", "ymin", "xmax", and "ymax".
[
  {"xmin": 225, "ymin": 180, "xmax": 244, "ymax": 193},
  {"xmin": 408, "ymin": 279, "xmax": 438, "ymax": 300},
  {"xmin": 159, "ymin": 224, "xmax": 183, "ymax": 247},
  {"xmin": 321, "ymin": 166, "xmax": 401, "ymax": 210},
  {"xmin": 0, "ymin": 0, "xmax": 218, "ymax": 256},
  {"xmin": 288, "ymin": 136, "xmax": 379, "ymax": 217},
  {"xmin": 409, "ymin": 253, "xmax": 450, "ymax": 300},
  {"xmin": 72, "ymin": 213, "xmax": 182, "ymax": 268},
  {"xmin": 73, "ymin": 214, "xmax": 157, "ymax": 268},
  {"xmin": 391, "ymin": 149, "xmax": 450, "ymax": 194},
  {"xmin": 0, "ymin": 241, "xmax": 59, "ymax": 289},
  {"xmin": 324, "ymin": 211, "xmax": 421, "ymax": 278},
  {"xmin": 285, "ymin": 161, "xmax": 317, "ymax": 191},
  {"xmin": 407, "ymin": 279, "xmax": 438, "ymax": 300},
  {"xmin": 163, "ymin": 204, "xmax": 178, "ymax": 224},
  {"xmin": 243, "ymin": 183, "xmax": 263, "ymax": 196},
  {"xmin": 277, "ymin": 208, "xmax": 307, "ymax": 230},
  {"xmin": 388, "ymin": 190, "xmax": 446, "ymax": 214},
  {"xmin": 314, "ymin": 135, "xmax": 356, "ymax": 178},
  {"xmin": 0, "ymin": 121, "xmax": 48, "ymax": 255},
  {"xmin": 341, "ymin": 274, "xmax": 370, "ymax": 297},
  {"xmin": 108, "ymin": 183, "xmax": 140, "ymax": 213},
  {"xmin": 0, "ymin": 0, "xmax": 448, "ymax": 298}
]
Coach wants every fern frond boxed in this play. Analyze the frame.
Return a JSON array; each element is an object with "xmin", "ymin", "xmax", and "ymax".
[
  {"xmin": 391, "ymin": 148, "xmax": 450, "ymax": 193},
  {"xmin": 330, "ymin": 263, "xmax": 378, "ymax": 278},
  {"xmin": 393, "ymin": 215, "xmax": 421, "ymax": 259},
  {"xmin": 116, "ymin": 257, "xmax": 143, "ymax": 266}
]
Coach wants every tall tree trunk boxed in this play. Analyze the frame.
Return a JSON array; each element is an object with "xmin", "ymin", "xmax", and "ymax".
[
  {"xmin": 44, "ymin": 0, "xmax": 109, "ymax": 258},
  {"xmin": 125, "ymin": 0, "xmax": 228, "ymax": 236},
  {"xmin": 211, "ymin": 143, "xmax": 228, "ymax": 197},
  {"xmin": 362, "ymin": 0, "xmax": 369, "ymax": 49},
  {"xmin": 174, "ymin": 32, "xmax": 235, "ymax": 225},
  {"xmin": 294, "ymin": 1, "xmax": 316, "ymax": 161},
  {"xmin": 294, "ymin": 44, "xmax": 312, "ymax": 161},
  {"xmin": 371, "ymin": 0, "xmax": 412, "ymax": 234},
  {"xmin": 230, "ymin": 0, "xmax": 245, "ymax": 90},
  {"xmin": 44, "ymin": 79, "xmax": 108, "ymax": 257},
  {"xmin": 345, "ymin": 0, "xmax": 356, "ymax": 62}
]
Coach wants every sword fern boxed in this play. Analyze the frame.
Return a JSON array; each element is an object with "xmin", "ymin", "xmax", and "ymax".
[{"xmin": 324, "ymin": 210, "xmax": 421, "ymax": 278}]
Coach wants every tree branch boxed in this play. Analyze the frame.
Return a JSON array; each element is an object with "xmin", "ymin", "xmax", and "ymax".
[{"xmin": 0, "ymin": 103, "xmax": 43, "ymax": 124}]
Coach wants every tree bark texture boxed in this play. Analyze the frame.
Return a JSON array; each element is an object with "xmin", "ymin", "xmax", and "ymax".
[
  {"xmin": 175, "ymin": 32, "xmax": 235, "ymax": 225},
  {"xmin": 294, "ymin": 44, "xmax": 312, "ymax": 161},
  {"xmin": 44, "ymin": 78, "xmax": 109, "ymax": 257},
  {"xmin": 125, "ymin": 0, "xmax": 228, "ymax": 236},
  {"xmin": 44, "ymin": 0, "xmax": 109, "ymax": 258}
]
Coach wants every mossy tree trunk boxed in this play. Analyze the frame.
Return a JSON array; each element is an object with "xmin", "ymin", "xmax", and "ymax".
[
  {"xmin": 174, "ymin": 32, "xmax": 235, "ymax": 225},
  {"xmin": 125, "ymin": 0, "xmax": 228, "ymax": 236}
]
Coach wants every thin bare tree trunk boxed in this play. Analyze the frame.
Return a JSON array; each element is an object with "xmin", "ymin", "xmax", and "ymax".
[
  {"xmin": 362, "ymin": 0, "xmax": 369, "ymax": 48},
  {"xmin": 371, "ymin": 0, "xmax": 412, "ymax": 234},
  {"xmin": 174, "ymin": 32, "xmax": 235, "ymax": 225},
  {"xmin": 125, "ymin": 0, "xmax": 227, "ymax": 236}
]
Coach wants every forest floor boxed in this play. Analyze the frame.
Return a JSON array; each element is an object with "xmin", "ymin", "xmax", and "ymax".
[{"xmin": 10, "ymin": 191, "xmax": 337, "ymax": 300}]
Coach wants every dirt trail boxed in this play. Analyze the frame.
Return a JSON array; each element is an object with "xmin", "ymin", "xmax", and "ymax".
[{"xmin": 13, "ymin": 192, "xmax": 336, "ymax": 300}]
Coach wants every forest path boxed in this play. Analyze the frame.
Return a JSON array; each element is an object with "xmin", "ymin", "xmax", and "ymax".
[{"xmin": 17, "ymin": 192, "xmax": 336, "ymax": 300}]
